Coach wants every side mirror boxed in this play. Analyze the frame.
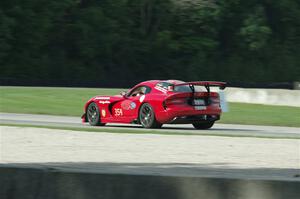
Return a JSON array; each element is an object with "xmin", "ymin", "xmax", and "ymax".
[{"xmin": 120, "ymin": 91, "xmax": 127, "ymax": 98}]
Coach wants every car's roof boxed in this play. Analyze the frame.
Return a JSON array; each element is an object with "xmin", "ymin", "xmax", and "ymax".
[
  {"xmin": 163, "ymin": 80, "xmax": 185, "ymax": 85},
  {"xmin": 138, "ymin": 80, "xmax": 160, "ymax": 86},
  {"xmin": 138, "ymin": 80, "xmax": 185, "ymax": 87}
]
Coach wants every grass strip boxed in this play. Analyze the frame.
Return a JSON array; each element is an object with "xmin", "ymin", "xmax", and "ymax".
[{"xmin": 1, "ymin": 86, "xmax": 300, "ymax": 127}]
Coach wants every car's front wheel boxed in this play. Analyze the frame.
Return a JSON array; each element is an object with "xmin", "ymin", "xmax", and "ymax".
[
  {"xmin": 192, "ymin": 121, "xmax": 214, "ymax": 129},
  {"xmin": 87, "ymin": 102, "xmax": 106, "ymax": 126},
  {"xmin": 139, "ymin": 103, "xmax": 162, "ymax": 128}
]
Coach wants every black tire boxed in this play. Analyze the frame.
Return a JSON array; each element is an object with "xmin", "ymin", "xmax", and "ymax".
[
  {"xmin": 139, "ymin": 103, "xmax": 162, "ymax": 128},
  {"xmin": 192, "ymin": 121, "xmax": 215, "ymax": 129},
  {"xmin": 87, "ymin": 102, "xmax": 106, "ymax": 126}
]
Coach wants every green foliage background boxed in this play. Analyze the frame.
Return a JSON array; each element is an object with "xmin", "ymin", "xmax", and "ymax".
[{"xmin": 0, "ymin": 0, "xmax": 300, "ymax": 85}]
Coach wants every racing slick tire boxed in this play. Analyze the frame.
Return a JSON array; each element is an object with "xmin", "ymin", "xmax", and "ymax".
[
  {"xmin": 139, "ymin": 103, "xmax": 162, "ymax": 129},
  {"xmin": 87, "ymin": 102, "xmax": 106, "ymax": 126},
  {"xmin": 192, "ymin": 121, "xmax": 214, "ymax": 129}
]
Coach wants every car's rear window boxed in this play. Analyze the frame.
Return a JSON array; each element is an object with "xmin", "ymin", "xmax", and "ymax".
[
  {"xmin": 156, "ymin": 82, "xmax": 206, "ymax": 93},
  {"xmin": 174, "ymin": 85, "xmax": 206, "ymax": 92},
  {"xmin": 174, "ymin": 85, "xmax": 192, "ymax": 92}
]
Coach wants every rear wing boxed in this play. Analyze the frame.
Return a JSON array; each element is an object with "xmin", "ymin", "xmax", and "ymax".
[{"xmin": 175, "ymin": 81, "xmax": 226, "ymax": 90}]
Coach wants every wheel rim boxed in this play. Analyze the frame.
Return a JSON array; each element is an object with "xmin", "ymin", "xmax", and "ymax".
[
  {"xmin": 87, "ymin": 104, "xmax": 98, "ymax": 123},
  {"xmin": 140, "ymin": 105, "xmax": 153, "ymax": 127}
]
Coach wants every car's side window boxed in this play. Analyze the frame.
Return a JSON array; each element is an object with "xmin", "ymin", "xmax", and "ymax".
[
  {"xmin": 128, "ymin": 86, "xmax": 151, "ymax": 97},
  {"xmin": 144, "ymin": 86, "xmax": 151, "ymax": 94}
]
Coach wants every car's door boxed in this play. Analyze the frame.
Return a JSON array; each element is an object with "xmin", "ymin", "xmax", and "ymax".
[{"xmin": 111, "ymin": 86, "xmax": 151, "ymax": 122}]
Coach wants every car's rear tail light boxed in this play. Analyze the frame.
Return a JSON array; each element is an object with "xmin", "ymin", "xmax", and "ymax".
[
  {"xmin": 167, "ymin": 98, "xmax": 186, "ymax": 105},
  {"xmin": 163, "ymin": 98, "xmax": 187, "ymax": 109},
  {"xmin": 210, "ymin": 97, "xmax": 220, "ymax": 104}
]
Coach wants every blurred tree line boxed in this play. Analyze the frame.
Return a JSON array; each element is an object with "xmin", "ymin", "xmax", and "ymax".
[{"xmin": 0, "ymin": 0, "xmax": 299, "ymax": 87}]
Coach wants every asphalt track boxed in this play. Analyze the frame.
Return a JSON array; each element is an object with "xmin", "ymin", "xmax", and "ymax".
[{"xmin": 0, "ymin": 112, "xmax": 299, "ymax": 138}]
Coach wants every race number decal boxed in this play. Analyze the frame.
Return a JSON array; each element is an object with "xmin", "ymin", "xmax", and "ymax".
[{"xmin": 114, "ymin": 108, "xmax": 123, "ymax": 116}]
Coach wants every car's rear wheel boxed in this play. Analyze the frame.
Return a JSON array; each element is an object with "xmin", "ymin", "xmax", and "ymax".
[
  {"xmin": 139, "ymin": 103, "xmax": 162, "ymax": 128},
  {"xmin": 192, "ymin": 121, "xmax": 214, "ymax": 129},
  {"xmin": 87, "ymin": 102, "xmax": 106, "ymax": 126}
]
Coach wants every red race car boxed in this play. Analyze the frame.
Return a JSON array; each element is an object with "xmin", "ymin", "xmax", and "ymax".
[{"xmin": 82, "ymin": 80, "xmax": 226, "ymax": 129}]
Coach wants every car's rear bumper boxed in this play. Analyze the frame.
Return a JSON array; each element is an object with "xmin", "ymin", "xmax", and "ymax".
[
  {"xmin": 156, "ymin": 105, "xmax": 222, "ymax": 124},
  {"xmin": 168, "ymin": 115, "xmax": 220, "ymax": 124}
]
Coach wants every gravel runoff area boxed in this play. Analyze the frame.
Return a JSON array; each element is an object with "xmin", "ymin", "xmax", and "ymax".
[{"xmin": 0, "ymin": 126, "xmax": 299, "ymax": 181}]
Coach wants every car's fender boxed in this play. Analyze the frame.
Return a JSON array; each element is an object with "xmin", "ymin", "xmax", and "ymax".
[{"xmin": 137, "ymin": 93, "xmax": 168, "ymax": 123}]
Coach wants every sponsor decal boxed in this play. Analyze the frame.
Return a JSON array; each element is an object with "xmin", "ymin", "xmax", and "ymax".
[
  {"xmin": 114, "ymin": 108, "xmax": 123, "ymax": 116},
  {"xmin": 130, "ymin": 102, "xmax": 136, "ymax": 109},
  {"xmin": 99, "ymin": 100, "xmax": 110, "ymax": 104},
  {"xmin": 121, "ymin": 101, "xmax": 136, "ymax": 110},
  {"xmin": 101, "ymin": 109, "xmax": 106, "ymax": 117},
  {"xmin": 121, "ymin": 100, "xmax": 131, "ymax": 110},
  {"xmin": 95, "ymin": 97, "xmax": 110, "ymax": 100},
  {"xmin": 154, "ymin": 86, "xmax": 167, "ymax": 93},
  {"xmin": 139, "ymin": 95, "xmax": 145, "ymax": 103}
]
